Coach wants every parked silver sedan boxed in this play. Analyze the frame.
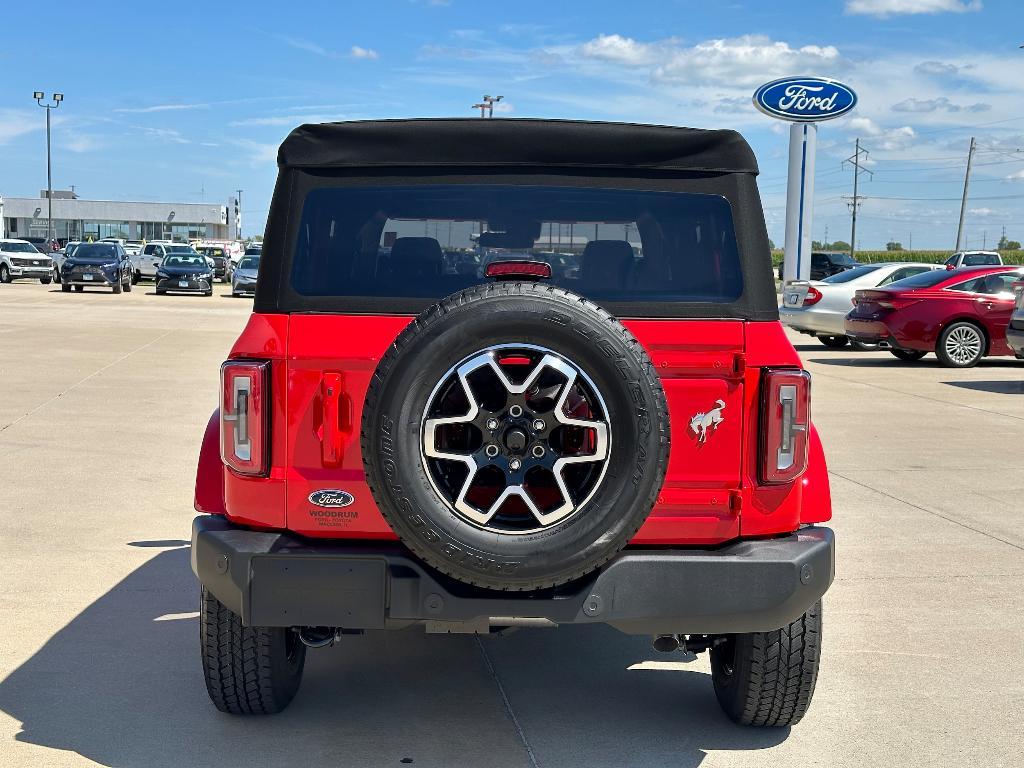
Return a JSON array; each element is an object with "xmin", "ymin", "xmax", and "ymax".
[
  {"xmin": 780, "ymin": 262, "xmax": 944, "ymax": 349},
  {"xmin": 230, "ymin": 254, "xmax": 260, "ymax": 297}
]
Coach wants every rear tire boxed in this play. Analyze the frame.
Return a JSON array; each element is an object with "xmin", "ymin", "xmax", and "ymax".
[
  {"xmin": 890, "ymin": 349, "xmax": 926, "ymax": 362},
  {"xmin": 61, "ymin": 282, "xmax": 71, "ymax": 292},
  {"xmin": 74, "ymin": 285, "xmax": 84, "ymax": 292},
  {"xmin": 112, "ymin": 281, "xmax": 122, "ymax": 294},
  {"xmin": 0, "ymin": 264, "xmax": 11, "ymax": 283},
  {"xmin": 124, "ymin": 279, "xmax": 132, "ymax": 293},
  {"xmin": 131, "ymin": 271, "xmax": 140, "ymax": 285},
  {"xmin": 40, "ymin": 276, "xmax": 52, "ymax": 285},
  {"xmin": 935, "ymin": 321, "xmax": 985, "ymax": 368},
  {"xmin": 199, "ymin": 586, "xmax": 306, "ymax": 715},
  {"xmin": 816, "ymin": 335, "xmax": 848, "ymax": 349},
  {"xmin": 711, "ymin": 601, "xmax": 822, "ymax": 727}
]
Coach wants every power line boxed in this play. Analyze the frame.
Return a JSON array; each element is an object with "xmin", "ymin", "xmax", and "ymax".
[{"xmin": 843, "ymin": 138, "xmax": 872, "ymax": 260}]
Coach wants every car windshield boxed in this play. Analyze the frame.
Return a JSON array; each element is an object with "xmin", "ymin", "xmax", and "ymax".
[
  {"xmin": 887, "ymin": 269, "xmax": 956, "ymax": 289},
  {"xmin": 72, "ymin": 244, "xmax": 118, "ymax": 260},
  {"xmin": 829, "ymin": 252, "xmax": 858, "ymax": 266},
  {"xmin": 164, "ymin": 254, "xmax": 208, "ymax": 268},
  {"xmin": 166, "ymin": 245, "xmax": 198, "ymax": 254},
  {"xmin": 822, "ymin": 265, "xmax": 881, "ymax": 283},
  {"xmin": 291, "ymin": 184, "xmax": 744, "ymax": 304},
  {"xmin": 1, "ymin": 242, "xmax": 39, "ymax": 253},
  {"xmin": 244, "ymin": 246, "xmax": 262, "ymax": 255},
  {"xmin": 238, "ymin": 256, "xmax": 260, "ymax": 270}
]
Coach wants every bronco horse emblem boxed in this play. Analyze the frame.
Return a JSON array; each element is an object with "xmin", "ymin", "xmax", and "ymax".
[{"xmin": 689, "ymin": 399, "xmax": 726, "ymax": 444}]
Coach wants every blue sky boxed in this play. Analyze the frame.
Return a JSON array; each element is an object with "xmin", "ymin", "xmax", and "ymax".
[{"xmin": 2, "ymin": 0, "xmax": 1023, "ymax": 249}]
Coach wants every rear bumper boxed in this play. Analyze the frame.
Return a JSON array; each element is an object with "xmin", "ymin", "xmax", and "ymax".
[
  {"xmin": 780, "ymin": 307, "xmax": 846, "ymax": 336},
  {"xmin": 191, "ymin": 515, "xmax": 835, "ymax": 635}
]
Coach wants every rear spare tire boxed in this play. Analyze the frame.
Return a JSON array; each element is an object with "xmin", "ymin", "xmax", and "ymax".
[{"xmin": 361, "ymin": 282, "xmax": 670, "ymax": 591}]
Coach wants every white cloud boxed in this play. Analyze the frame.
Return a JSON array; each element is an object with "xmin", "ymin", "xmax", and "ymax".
[
  {"xmin": 350, "ymin": 46, "xmax": 379, "ymax": 60},
  {"xmin": 140, "ymin": 126, "xmax": 190, "ymax": 145},
  {"xmin": 114, "ymin": 103, "xmax": 207, "ymax": 113},
  {"xmin": 847, "ymin": 117, "xmax": 917, "ymax": 150},
  {"xmin": 282, "ymin": 36, "xmax": 340, "ymax": 58},
  {"xmin": 1007, "ymin": 169, "xmax": 1024, "ymax": 181},
  {"xmin": 232, "ymin": 139, "xmax": 279, "ymax": 166},
  {"xmin": 577, "ymin": 34, "xmax": 841, "ymax": 88},
  {"xmin": 845, "ymin": 0, "xmax": 981, "ymax": 17},
  {"xmin": 967, "ymin": 207, "xmax": 995, "ymax": 216},
  {"xmin": 63, "ymin": 133, "xmax": 102, "ymax": 153},
  {"xmin": 0, "ymin": 109, "xmax": 42, "ymax": 144},
  {"xmin": 892, "ymin": 96, "xmax": 990, "ymax": 113},
  {"xmin": 914, "ymin": 60, "xmax": 963, "ymax": 77},
  {"xmin": 578, "ymin": 34, "xmax": 668, "ymax": 66}
]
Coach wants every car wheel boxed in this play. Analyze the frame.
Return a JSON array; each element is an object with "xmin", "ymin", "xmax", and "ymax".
[
  {"xmin": 40, "ymin": 276, "xmax": 52, "ymax": 285},
  {"xmin": 200, "ymin": 587, "xmax": 305, "ymax": 715},
  {"xmin": 124, "ymin": 279, "xmax": 132, "ymax": 293},
  {"xmin": 849, "ymin": 339, "xmax": 883, "ymax": 352},
  {"xmin": 155, "ymin": 288, "xmax": 165, "ymax": 295},
  {"xmin": 711, "ymin": 600, "xmax": 822, "ymax": 727},
  {"xmin": 61, "ymin": 282, "xmax": 71, "ymax": 293},
  {"xmin": 74, "ymin": 285, "xmax": 84, "ymax": 292},
  {"xmin": 112, "ymin": 281, "xmax": 122, "ymax": 294},
  {"xmin": 0, "ymin": 264, "xmax": 11, "ymax": 283},
  {"xmin": 361, "ymin": 282, "xmax": 671, "ymax": 591},
  {"xmin": 890, "ymin": 349, "xmax": 927, "ymax": 362},
  {"xmin": 131, "ymin": 271, "xmax": 140, "ymax": 285},
  {"xmin": 936, "ymin": 321, "xmax": 985, "ymax": 368},
  {"xmin": 53, "ymin": 268, "xmax": 62, "ymax": 284},
  {"xmin": 817, "ymin": 335, "xmax": 849, "ymax": 349}
]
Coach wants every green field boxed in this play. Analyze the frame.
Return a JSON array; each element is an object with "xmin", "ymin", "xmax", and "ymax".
[{"xmin": 770, "ymin": 250, "xmax": 1024, "ymax": 266}]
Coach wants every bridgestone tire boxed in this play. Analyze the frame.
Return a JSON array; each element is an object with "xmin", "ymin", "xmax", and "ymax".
[
  {"xmin": 710, "ymin": 601, "xmax": 822, "ymax": 727},
  {"xmin": 199, "ymin": 587, "xmax": 305, "ymax": 715},
  {"xmin": 361, "ymin": 282, "xmax": 670, "ymax": 591}
]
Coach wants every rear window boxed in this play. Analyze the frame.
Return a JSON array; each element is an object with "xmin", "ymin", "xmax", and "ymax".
[
  {"xmin": 822, "ymin": 265, "xmax": 881, "ymax": 284},
  {"xmin": 963, "ymin": 253, "xmax": 999, "ymax": 266},
  {"xmin": 290, "ymin": 185, "xmax": 743, "ymax": 304},
  {"xmin": 887, "ymin": 269, "xmax": 955, "ymax": 289}
]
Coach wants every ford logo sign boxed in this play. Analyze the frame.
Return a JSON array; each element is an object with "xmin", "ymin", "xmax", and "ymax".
[
  {"xmin": 753, "ymin": 76, "xmax": 857, "ymax": 122},
  {"xmin": 308, "ymin": 489, "xmax": 355, "ymax": 508}
]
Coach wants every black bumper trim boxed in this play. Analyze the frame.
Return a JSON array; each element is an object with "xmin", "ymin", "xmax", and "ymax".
[{"xmin": 191, "ymin": 516, "xmax": 835, "ymax": 635}]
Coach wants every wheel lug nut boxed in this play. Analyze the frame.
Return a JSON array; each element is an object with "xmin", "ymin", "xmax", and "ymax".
[
  {"xmin": 486, "ymin": 418, "xmax": 499, "ymax": 430},
  {"xmin": 509, "ymin": 458, "xmax": 522, "ymax": 471},
  {"xmin": 509, "ymin": 405, "xmax": 523, "ymax": 418},
  {"xmin": 532, "ymin": 419, "xmax": 545, "ymax": 431},
  {"xmin": 531, "ymin": 445, "xmax": 545, "ymax": 458},
  {"xmin": 485, "ymin": 444, "xmax": 499, "ymax": 458}
]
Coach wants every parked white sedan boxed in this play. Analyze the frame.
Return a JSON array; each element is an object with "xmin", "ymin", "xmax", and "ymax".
[{"xmin": 780, "ymin": 262, "xmax": 944, "ymax": 349}]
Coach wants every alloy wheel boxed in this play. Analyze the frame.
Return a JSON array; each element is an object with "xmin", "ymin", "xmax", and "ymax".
[
  {"xmin": 944, "ymin": 325, "xmax": 982, "ymax": 366},
  {"xmin": 421, "ymin": 344, "xmax": 611, "ymax": 534}
]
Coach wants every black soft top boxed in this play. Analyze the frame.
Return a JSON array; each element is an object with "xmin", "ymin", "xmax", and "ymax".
[{"xmin": 277, "ymin": 118, "xmax": 759, "ymax": 174}]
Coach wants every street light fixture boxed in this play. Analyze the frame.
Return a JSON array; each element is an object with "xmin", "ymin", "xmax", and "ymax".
[
  {"xmin": 34, "ymin": 91, "xmax": 63, "ymax": 245},
  {"xmin": 471, "ymin": 94, "xmax": 504, "ymax": 118}
]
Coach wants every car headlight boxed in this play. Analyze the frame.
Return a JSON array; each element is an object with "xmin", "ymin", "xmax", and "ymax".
[{"xmin": 156, "ymin": 270, "xmax": 168, "ymax": 279}]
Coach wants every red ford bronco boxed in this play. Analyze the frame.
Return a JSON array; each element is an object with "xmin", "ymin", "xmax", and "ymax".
[{"xmin": 192, "ymin": 119, "xmax": 834, "ymax": 726}]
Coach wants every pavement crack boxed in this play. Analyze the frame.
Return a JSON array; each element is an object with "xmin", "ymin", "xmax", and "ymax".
[
  {"xmin": 475, "ymin": 635, "xmax": 540, "ymax": 768},
  {"xmin": 830, "ymin": 470, "xmax": 1024, "ymax": 552},
  {"xmin": 0, "ymin": 330, "xmax": 174, "ymax": 433}
]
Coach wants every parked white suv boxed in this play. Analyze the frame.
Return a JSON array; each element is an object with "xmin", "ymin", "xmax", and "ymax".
[
  {"xmin": 131, "ymin": 241, "xmax": 175, "ymax": 281},
  {"xmin": 0, "ymin": 239, "xmax": 54, "ymax": 284},
  {"xmin": 943, "ymin": 250, "xmax": 1002, "ymax": 270}
]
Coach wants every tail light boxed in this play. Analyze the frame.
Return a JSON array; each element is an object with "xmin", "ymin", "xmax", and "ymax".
[
  {"xmin": 221, "ymin": 360, "xmax": 270, "ymax": 476},
  {"xmin": 803, "ymin": 286, "xmax": 823, "ymax": 306},
  {"xmin": 760, "ymin": 369, "xmax": 811, "ymax": 485}
]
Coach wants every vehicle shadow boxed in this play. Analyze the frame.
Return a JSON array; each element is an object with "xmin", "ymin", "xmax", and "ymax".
[
  {"xmin": 0, "ymin": 545, "xmax": 787, "ymax": 768},
  {"xmin": 943, "ymin": 380, "xmax": 1024, "ymax": 394}
]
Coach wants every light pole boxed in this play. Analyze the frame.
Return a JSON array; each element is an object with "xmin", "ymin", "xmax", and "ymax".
[
  {"xmin": 34, "ymin": 91, "xmax": 63, "ymax": 245},
  {"xmin": 471, "ymin": 94, "xmax": 503, "ymax": 117},
  {"xmin": 236, "ymin": 189, "xmax": 243, "ymax": 240}
]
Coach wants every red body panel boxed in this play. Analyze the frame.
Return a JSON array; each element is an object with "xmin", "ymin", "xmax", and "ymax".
[
  {"xmin": 196, "ymin": 311, "xmax": 830, "ymax": 545},
  {"xmin": 846, "ymin": 267, "xmax": 1019, "ymax": 356}
]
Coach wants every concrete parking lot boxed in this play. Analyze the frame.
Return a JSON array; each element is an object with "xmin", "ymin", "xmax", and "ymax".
[{"xmin": 0, "ymin": 280, "xmax": 1021, "ymax": 768}]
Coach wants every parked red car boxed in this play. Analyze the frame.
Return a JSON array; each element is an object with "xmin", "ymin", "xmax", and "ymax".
[{"xmin": 845, "ymin": 266, "xmax": 1024, "ymax": 367}]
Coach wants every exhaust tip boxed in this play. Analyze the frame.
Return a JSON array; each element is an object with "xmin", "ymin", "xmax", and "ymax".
[{"xmin": 652, "ymin": 634, "xmax": 681, "ymax": 653}]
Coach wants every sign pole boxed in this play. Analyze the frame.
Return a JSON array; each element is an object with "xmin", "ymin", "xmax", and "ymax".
[{"xmin": 782, "ymin": 122, "xmax": 816, "ymax": 284}]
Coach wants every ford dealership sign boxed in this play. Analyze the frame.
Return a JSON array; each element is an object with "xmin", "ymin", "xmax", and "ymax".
[{"xmin": 753, "ymin": 77, "xmax": 857, "ymax": 122}]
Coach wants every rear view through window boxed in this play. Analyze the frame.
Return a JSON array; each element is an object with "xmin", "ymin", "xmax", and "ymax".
[{"xmin": 291, "ymin": 185, "xmax": 743, "ymax": 306}]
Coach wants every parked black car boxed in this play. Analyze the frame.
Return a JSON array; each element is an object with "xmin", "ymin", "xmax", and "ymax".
[
  {"xmin": 60, "ymin": 242, "xmax": 133, "ymax": 293},
  {"xmin": 777, "ymin": 251, "xmax": 861, "ymax": 281},
  {"xmin": 155, "ymin": 253, "xmax": 214, "ymax": 296},
  {"xmin": 196, "ymin": 246, "xmax": 233, "ymax": 282}
]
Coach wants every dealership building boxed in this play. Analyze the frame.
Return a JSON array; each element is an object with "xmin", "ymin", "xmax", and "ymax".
[{"xmin": 0, "ymin": 191, "xmax": 240, "ymax": 242}]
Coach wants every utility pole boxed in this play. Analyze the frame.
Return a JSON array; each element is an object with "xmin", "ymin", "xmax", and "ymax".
[
  {"xmin": 824, "ymin": 224, "xmax": 829, "ymax": 249},
  {"xmin": 843, "ymin": 138, "xmax": 872, "ymax": 262},
  {"xmin": 955, "ymin": 136, "xmax": 976, "ymax": 252},
  {"xmin": 983, "ymin": 230, "xmax": 987, "ymax": 249},
  {"xmin": 34, "ymin": 91, "xmax": 63, "ymax": 244}
]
